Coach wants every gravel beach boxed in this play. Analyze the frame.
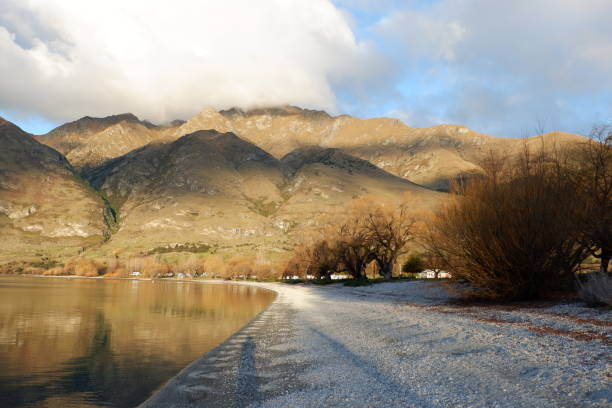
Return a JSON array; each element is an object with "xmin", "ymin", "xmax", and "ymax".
[{"xmin": 141, "ymin": 280, "xmax": 611, "ymax": 408}]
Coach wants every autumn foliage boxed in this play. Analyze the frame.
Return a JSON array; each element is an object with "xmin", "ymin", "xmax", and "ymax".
[
  {"xmin": 424, "ymin": 132, "xmax": 611, "ymax": 301},
  {"xmin": 285, "ymin": 195, "xmax": 418, "ymax": 280},
  {"xmin": 42, "ymin": 252, "xmax": 282, "ymax": 281}
]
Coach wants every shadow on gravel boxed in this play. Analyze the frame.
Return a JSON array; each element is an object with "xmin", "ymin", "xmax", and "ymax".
[
  {"xmin": 309, "ymin": 328, "xmax": 431, "ymax": 406},
  {"xmin": 297, "ymin": 281, "xmax": 451, "ymax": 308},
  {"xmin": 235, "ymin": 336, "xmax": 261, "ymax": 407}
]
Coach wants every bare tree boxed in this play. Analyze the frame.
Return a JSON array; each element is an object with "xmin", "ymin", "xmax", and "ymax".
[
  {"xmin": 333, "ymin": 218, "xmax": 373, "ymax": 280},
  {"xmin": 289, "ymin": 196, "xmax": 418, "ymax": 281},
  {"xmin": 364, "ymin": 204, "xmax": 415, "ymax": 280},
  {"xmin": 282, "ymin": 255, "xmax": 305, "ymax": 279},
  {"xmin": 570, "ymin": 125, "xmax": 611, "ymax": 274},
  {"xmin": 297, "ymin": 239, "xmax": 338, "ymax": 279},
  {"xmin": 201, "ymin": 255, "xmax": 227, "ymax": 278}
]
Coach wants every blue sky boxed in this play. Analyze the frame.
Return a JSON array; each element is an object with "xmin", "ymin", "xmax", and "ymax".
[{"xmin": 1, "ymin": 0, "xmax": 611, "ymax": 137}]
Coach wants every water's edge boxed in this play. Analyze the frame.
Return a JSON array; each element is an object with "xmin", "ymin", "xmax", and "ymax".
[
  {"xmin": 3, "ymin": 275, "xmax": 279, "ymax": 408},
  {"xmin": 139, "ymin": 282, "xmax": 287, "ymax": 408}
]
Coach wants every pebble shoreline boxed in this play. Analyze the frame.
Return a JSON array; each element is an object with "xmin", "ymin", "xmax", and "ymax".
[{"xmin": 141, "ymin": 281, "xmax": 611, "ymax": 408}]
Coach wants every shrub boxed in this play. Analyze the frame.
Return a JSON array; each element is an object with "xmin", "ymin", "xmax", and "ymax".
[
  {"xmin": 566, "ymin": 125, "xmax": 611, "ymax": 274},
  {"xmin": 23, "ymin": 266, "xmax": 45, "ymax": 275},
  {"xmin": 44, "ymin": 266, "xmax": 65, "ymax": 276},
  {"xmin": 62, "ymin": 259, "xmax": 77, "ymax": 275},
  {"xmin": 426, "ymin": 148, "xmax": 588, "ymax": 300},
  {"xmin": 126, "ymin": 257, "xmax": 147, "ymax": 275},
  {"xmin": 201, "ymin": 255, "xmax": 227, "ymax": 278},
  {"xmin": 253, "ymin": 264, "xmax": 279, "ymax": 280},
  {"xmin": 577, "ymin": 272, "xmax": 612, "ymax": 306},
  {"xmin": 226, "ymin": 256, "xmax": 254, "ymax": 279},
  {"xmin": 173, "ymin": 254, "xmax": 203, "ymax": 276},
  {"xmin": 402, "ymin": 253, "xmax": 424, "ymax": 273},
  {"xmin": 282, "ymin": 256, "xmax": 305, "ymax": 279},
  {"xmin": 106, "ymin": 267, "xmax": 127, "ymax": 278},
  {"xmin": 142, "ymin": 261, "xmax": 170, "ymax": 278},
  {"xmin": 73, "ymin": 259, "xmax": 101, "ymax": 277}
]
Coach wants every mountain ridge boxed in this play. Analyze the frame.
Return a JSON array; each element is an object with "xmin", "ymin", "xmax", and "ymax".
[
  {"xmin": 36, "ymin": 105, "xmax": 586, "ymax": 191},
  {"xmin": 1, "ymin": 107, "xmax": 588, "ymax": 261}
]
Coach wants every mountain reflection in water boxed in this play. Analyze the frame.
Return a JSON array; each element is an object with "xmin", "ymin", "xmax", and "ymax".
[{"xmin": 0, "ymin": 277, "xmax": 275, "ymax": 407}]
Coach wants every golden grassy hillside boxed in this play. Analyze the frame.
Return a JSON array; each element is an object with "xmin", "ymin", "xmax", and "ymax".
[
  {"xmin": 82, "ymin": 130, "xmax": 442, "ymax": 259},
  {"xmin": 0, "ymin": 118, "xmax": 114, "ymax": 262}
]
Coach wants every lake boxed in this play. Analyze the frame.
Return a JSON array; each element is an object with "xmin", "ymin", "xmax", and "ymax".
[{"xmin": 0, "ymin": 276, "xmax": 275, "ymax": 407}]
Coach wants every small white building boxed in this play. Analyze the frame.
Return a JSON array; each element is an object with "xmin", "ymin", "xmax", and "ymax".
[{"xmin": 416, "ymin": 269, "xmax": 451, "ymax": 279}]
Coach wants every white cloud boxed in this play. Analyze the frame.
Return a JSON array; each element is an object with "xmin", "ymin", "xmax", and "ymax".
[
  {"xmin": 377, "ymin": 11, "xmax": 465, "ymax": 61},
  {"xmin": 374, "ymin": 0, "xmax": 612, "ymax": 136},
  {"xmin": 0, "ymin": 0, "xmax": 379, "ymax": 123}
]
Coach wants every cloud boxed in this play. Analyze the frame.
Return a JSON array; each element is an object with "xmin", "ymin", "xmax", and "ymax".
[
  {"xmin": 2, "ymin": 0, "xmax": 610, "ymax": 137},
  {"xmin": 374, "ymin": 0, "xmax": 612, "ymax": 136},
  {"xmin": 0, "ymin": 0, "xmax": 382, "ymax": 124}
]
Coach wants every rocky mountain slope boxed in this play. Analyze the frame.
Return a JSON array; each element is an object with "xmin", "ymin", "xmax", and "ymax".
[
  {"xmin": 39, "ymin": 106, "xmax": 586, "ymax": 192},
  {"xmin": 84, "ymin": 130, "xmax": 440, "ymax": 256},
  {"xmin": 174, "ymin": 107, "xmax": 585, "ymax": 191},
  {"xmin": 6, "ymin": 106, "xmax": 587, "ymax": 261},
  {"xmin": 0, "ymin": 118, "xmax": 113, "ymax": 261},
  {"xmin": 37, "ymin": 113, "xmax": 177, "ymax": 172}
]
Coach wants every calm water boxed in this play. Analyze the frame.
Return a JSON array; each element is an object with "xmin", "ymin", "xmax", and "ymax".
[{"xmin": 0, "ymin": 276, "xmax": 275, "ymax": 407}]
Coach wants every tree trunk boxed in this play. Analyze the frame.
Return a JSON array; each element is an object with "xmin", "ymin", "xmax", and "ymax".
[
  {"xmin": 601, "ymin": 249, "xmax": 610, "ymax": 275},
  {"xmin": 381, "ymin": 262, "xmax": 393, "ymax": 280}
]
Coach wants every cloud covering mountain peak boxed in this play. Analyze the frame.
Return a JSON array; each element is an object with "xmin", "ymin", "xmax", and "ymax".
[{"xmin": 0, "ymin": 0, "xmax": 378, "ymax": 123}]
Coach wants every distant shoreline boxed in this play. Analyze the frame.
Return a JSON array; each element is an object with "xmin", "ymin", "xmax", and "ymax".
[{"xmin": 17, "ymin": 273, "xmax": 261, "ymax": 284}]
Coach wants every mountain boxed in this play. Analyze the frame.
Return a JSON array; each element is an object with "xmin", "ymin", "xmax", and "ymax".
[
  {"xmin": 84, "ymin": 130, "xmax": 441, "ymax": 256},
  {"xmin": 38, "ymin": 107, "xmax": 586, "ymax": 192},
  {"xmin": 37, "ymin": 113, "xmax": 175, "ymax": 172},
  {"xmin": 276, "ymin": 146, "xmax": 441, "ymax": 226},
  {"xmin": 0, "ymin": 118, "xmax": 114, "ymax": 261},
  {"xmin": 4, "ymin": 106, "xmax": 584, "ymax": 262},
  {"xmin": 172, "ymin": 106, "xmax": 586, "ymax": 191}
]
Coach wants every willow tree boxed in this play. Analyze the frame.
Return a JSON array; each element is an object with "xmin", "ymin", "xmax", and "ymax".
[
  {"xmin": 425, "ymin": 148, "xmax": 588, "ymax": 300},
  {"xmin": 573, "ymin": 125, "xmax": 612, "ymax": 274},
  {"xmin": 333, "ymin": 217, "xmax": 373, "ymax": 280},
  {"xmin": 364, "ymin": 204, "xmax": 416, "ymax": 280}
]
